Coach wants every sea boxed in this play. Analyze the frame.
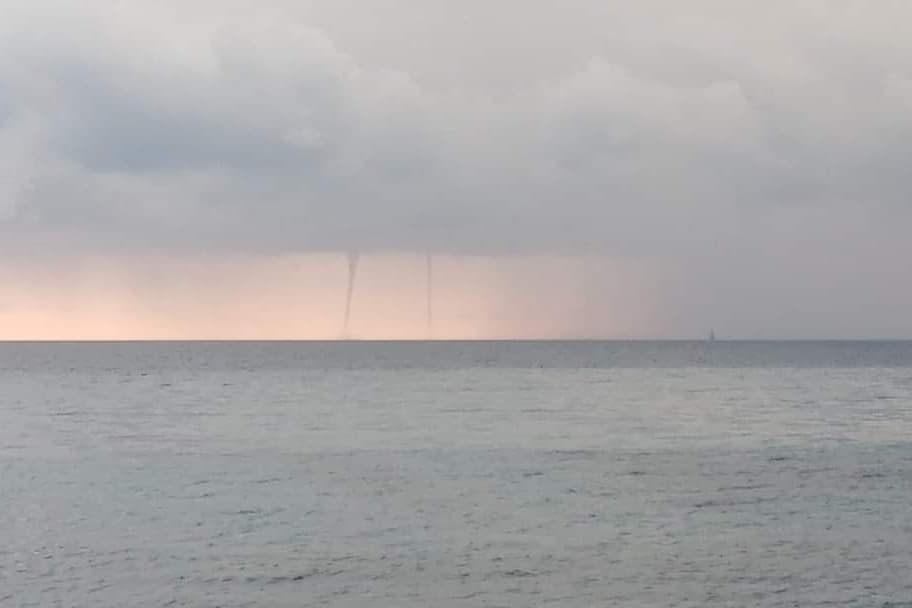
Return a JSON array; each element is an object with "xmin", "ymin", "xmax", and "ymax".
[{"xmin": 3, "ymin": 340, "xmax": 912, "ymax": 607}]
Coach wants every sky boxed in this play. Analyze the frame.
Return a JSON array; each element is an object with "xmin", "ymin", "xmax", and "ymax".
[{"xmin": 1, "ymin": 0, "xmax": 911, "ymax": 339}]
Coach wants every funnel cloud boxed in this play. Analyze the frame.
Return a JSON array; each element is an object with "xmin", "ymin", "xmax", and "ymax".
[
  {"xmin": 342, "ymin": 252, "xmax": 360, "ymax": 337},
  {"xmin": 426, "ymin": 253, "xmax": 433, "ymax": 338}
]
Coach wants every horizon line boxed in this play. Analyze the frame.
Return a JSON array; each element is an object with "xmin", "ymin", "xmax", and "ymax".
[{"xmin": 2, "ymin": 337, "xmax": 912, "ymax": 344}]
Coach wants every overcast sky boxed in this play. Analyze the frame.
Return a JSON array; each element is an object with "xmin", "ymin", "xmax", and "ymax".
[{"xmin": 1, "ymin": 0, "xmax": 911, "ymax": 339}]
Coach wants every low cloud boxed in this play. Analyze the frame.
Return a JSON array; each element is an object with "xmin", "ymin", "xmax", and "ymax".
[{"xmin": 2, "ymin": 1, "xmax": 911, "ymax": 258}]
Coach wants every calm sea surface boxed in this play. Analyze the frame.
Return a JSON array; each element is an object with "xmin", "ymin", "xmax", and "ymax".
[{"xmin": 3, "ymin": 341, "xmax": 912, "ymax": 607}]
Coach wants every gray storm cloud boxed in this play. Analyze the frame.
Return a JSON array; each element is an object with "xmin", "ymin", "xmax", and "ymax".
[{"xmin": 1, "ymin": 0, "xmax": 912, "ymax": 258}]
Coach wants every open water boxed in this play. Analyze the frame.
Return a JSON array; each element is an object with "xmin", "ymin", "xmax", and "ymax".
[{"xmin": 3, "ymin": 341, "xmax": 912, "ymax": 607}]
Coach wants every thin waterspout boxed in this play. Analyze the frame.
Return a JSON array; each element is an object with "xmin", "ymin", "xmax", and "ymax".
[
  {"xmin": 426, "ymin": 252, "xmax": 433, "ymax": 338},
  {"xmin": 343, "ymin": 251, "xmax": 360, "ymax": 338}
]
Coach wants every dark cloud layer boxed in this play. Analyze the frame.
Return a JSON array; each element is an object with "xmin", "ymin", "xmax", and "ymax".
[{"xmin": 2, "ymin": 1, "xmax": 912, "ymax": 259}]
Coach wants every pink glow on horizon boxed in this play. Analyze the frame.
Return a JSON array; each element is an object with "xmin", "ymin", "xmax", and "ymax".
[{"xmin": 0, "ymin": 253, "xmax": 666, "ymax": 340}]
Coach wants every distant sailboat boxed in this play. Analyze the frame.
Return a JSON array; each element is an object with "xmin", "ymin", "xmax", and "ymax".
[{"xmin": 709, "ymin": 329, "xmax": 716, "ymax": 342}]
